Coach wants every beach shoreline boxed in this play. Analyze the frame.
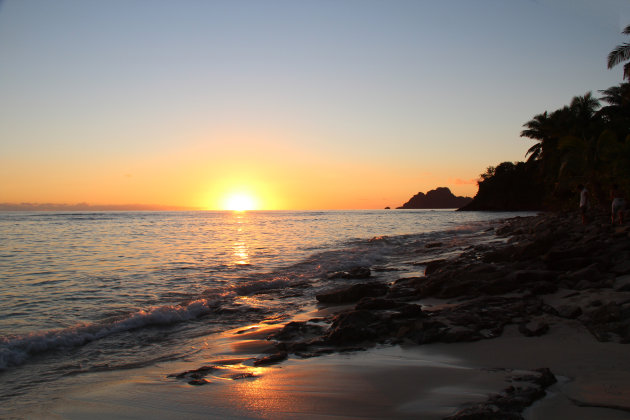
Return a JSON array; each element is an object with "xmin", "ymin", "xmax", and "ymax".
[{"xmin": 15, "ymin": 211, "xmax": 630, "ymax": 419}]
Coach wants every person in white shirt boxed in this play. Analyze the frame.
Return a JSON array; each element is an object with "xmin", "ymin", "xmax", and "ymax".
[{"xmin": 578, "ymin": 184, "xmax": 589, "ymax": 225}]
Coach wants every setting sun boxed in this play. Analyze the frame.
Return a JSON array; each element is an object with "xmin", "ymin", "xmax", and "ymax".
[{"xmin": 223, "ymin": 193, "xmax": 257, "ymax": 211}]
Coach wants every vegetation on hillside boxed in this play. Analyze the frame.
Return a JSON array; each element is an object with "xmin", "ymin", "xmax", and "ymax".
[{"xmin": 463, "ymin": 25, "xmax": 630, "ymax": 211}]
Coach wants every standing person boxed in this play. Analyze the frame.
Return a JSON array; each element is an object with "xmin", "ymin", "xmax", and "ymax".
[
  {"xmin": 610, "ymin": 184, "xmax": 626, "ymax": 225},
  {"xmin": 578, "ymin": 184, "xmax": 589, "ymax": 225}
]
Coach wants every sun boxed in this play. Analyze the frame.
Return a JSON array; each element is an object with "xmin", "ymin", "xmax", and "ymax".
[{"xmin": 224, "ymin": 193, "xmax": 257, "ymax": 211}]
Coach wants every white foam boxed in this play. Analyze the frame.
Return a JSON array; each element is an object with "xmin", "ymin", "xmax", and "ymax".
[{"xmin": 0, "ymin": 298, "xmax": 218, "ymax": 370}]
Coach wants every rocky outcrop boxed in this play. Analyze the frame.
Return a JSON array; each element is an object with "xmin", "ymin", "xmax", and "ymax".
[
  {"xmin": 315, "ymin": 282, "xmax": 388, "ymax": 304},
  {"xmin": 397, "ymin": 187, "xmax": 472, "ymax": 209},
  {"xmin": 267, "ymin": 212, "xmax": 630, "ymax": 356},
  {"xmin": 258, "ymin": 210, "xmax": 630, "ymax": 416}
]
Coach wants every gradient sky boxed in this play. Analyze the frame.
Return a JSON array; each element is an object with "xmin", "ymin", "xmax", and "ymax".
[{"xmin": 1, "ymin": 0, "xmax": 629, "ymax": 210}]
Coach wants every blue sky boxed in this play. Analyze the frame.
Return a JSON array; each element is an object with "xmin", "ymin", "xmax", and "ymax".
[{"xmin": 1, "ymin": 0, "xmax": 629, "ymax": 209}]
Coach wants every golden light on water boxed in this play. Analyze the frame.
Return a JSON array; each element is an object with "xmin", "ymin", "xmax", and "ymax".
[{"xmin": 232, "ymin": 241, "xmax": 250, "ymax": 265}]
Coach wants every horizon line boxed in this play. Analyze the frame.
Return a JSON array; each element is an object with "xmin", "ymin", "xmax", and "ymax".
[{"xmin": 0, "ymin": 202, "xmax": 465, "ymax": 212}]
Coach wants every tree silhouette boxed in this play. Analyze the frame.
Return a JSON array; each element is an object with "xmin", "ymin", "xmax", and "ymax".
[{"xmin": 608, "ymin": 24, "xmax": 630, "ymax": 80}]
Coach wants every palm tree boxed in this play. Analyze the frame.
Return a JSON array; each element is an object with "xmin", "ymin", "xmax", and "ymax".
[
  {"xmin": 598, "ymin": 83, "xmax": 630, "ymax": 132},
  {"xmin": 608, "ymin": 24, "xmax": 630, "ymax": 80},
  {"xmin": 520, "ymin": 112, "xmax": 549, "ymax": 161}
]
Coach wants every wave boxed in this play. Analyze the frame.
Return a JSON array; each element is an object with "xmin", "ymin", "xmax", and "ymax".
[
  {"xmin": 0, "ymin": 298, "xmax": 221, "ymax": 371},
  {"xmin": 232, "ymin": 277, "xmax": 291, "ymax": 295}
]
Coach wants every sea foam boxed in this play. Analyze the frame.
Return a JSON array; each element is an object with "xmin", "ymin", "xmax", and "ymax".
[{"xmin": 0, "ymin": 298, "xmax": 219, "ymax": 370}]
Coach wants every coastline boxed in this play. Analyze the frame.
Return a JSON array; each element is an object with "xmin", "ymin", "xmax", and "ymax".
[{"xmin": 20, "ymin": 211, "xmax": 630, "ymax": 419}]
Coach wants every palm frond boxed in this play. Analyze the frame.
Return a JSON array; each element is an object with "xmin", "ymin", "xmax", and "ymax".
[
  {"xmin": 608, "ymin": 43, "xmax": 630, "ymax": 69},
  {"xmin": 525, "ymin": 143, "xmax": 541, "ymax": 160},
  {"xmin": 623, "ymin": 24, "xmax": 630, "ymax": 35}
]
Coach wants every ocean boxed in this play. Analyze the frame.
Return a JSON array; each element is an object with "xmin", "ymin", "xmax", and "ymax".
[{"xmin": 0, "ymin": 209, "xmax": 534, "ymax": 416}]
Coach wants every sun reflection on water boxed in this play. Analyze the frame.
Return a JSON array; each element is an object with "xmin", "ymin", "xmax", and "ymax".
[{"xmin": 232, "ymin": 241, "xmax": 250, "ymax": 265}]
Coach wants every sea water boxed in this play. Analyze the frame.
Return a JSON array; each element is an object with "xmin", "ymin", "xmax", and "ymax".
[{"xmin": 0, "ymin": 209, "xmax": 534, "ymax": 414}]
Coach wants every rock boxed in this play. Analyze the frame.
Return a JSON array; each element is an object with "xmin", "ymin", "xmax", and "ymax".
[
  {"xmin": 188, "ymin": 379, "xmax": 210, "ymax": 385},
  {"xmin": 423, "ymin": 259, "xmax": 448, "ymax": 275},
  {"xmin": 253, "ymin": 351, "xmax": 288, "ymax": 366},
  {"xmin": 561, "ymin": 263, "xmax": 605, "ymax": 285},
  {"xmin": 316, "ymin": 282, "xmax": 389, "ymax": 304},
  {"xmin": 529, "ymin": 281, "xmax": 558, "ymax": 295},
  {"xmin": 510, "ymin": 270, "xmax": 556, "ymax": 283},
  {"xmin": 445, "ymin": 368, "xmax": 556, "ymax": 419},
  {"xmin": 397, "ymin": 187, "xmax": 472, "ymax": 209},
  {"xmin": 614, "ymin": 274, "xmax": 630, "ymax": 291},
  {"xmin": 588, "ymin": 302, "xmax": 622, "ymax": 324},
  {"xmin": 556, "ymin": 305, "xmax": 582, "ymax": 319},
  {"xmin": 612, "ymin": 259, "xmax": 630, "ymax": 275},
  {"xmin": 270, "ymin": 321, "xmax": 326, "ymax": 341},
  {"xmin": 518, "ymin": 321, "xmax": 550, "ymax": 337},
  {"xmin": 393, "ymin": 303, "xmax": 425, "ymax": 318},
  {"xmin": 168, "ymin": 365, "xmax": 217, "ymax": 380},
  {"xmin": 355, "ymin": 297, "xmax": 400, "ymax": 310},
  {"xmin": 387, "ymin": 277, "xmax": 426, "ymax": 299},
  {"xmin": 324, "ymin": 310, "xmax": 383, "ymax": 345},
  {"xmin": 482, "ymin": 245, "xmax": 518, "ymax": 263}
]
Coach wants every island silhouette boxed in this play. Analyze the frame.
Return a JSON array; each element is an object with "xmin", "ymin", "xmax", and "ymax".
[{"xmin": 397, "ymin": 187, "xmax": 472, "ymax": 209}]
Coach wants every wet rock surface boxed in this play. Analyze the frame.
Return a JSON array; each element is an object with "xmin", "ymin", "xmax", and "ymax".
[{"xmin": 445, "ymin": 368, "xmax": 557, "ymax": 420}]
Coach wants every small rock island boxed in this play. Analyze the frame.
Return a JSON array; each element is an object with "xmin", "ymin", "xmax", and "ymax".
[{"xmin": 397, "ymin": 187, "xmax": 472, "ymax": 209}]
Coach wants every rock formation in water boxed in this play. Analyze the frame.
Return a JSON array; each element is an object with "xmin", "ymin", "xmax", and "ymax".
[{"xmin": 397, "ymin": 187, "xmax": 472, "ymax": 209}]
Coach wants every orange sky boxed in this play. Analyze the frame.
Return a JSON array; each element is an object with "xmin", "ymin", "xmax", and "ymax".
[
  {"xmin": 1, "ymin": 1, "xmax": 627, "ymax": 210},
  {"xmin": 1, "ymin": 126, "xmax": 480, "ymax": 210}
]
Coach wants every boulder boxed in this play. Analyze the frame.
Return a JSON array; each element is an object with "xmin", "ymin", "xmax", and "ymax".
[
  {"xmin": 316, "ymin": 282, "xmax": 389, "ymax": 304},
  {"xmin": 253, "ymin": 351, "xmax": 288, "ymax": 366},
  {"xmin": 324, "ymin": 310, "xmax": 384, "ymax": 344}
]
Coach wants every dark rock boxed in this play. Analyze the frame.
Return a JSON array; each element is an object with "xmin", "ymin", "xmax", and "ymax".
[
  {"xmin": 612, "ymin": 259, "xmax": 630, "ymax": 275},
  {"xmin": 561, "ymin": 263, "xmax": 608, "ymax": 287},
  {"xmin": 393, "ymin": 303, "xmax": 425, "ymax": 318},
  {"xmin": 270, "ymin": 321, "xmax": 326, "ymax": 341},
  {"xmin": 529, "ymin": 281, "xmax": 558, "ymax": 295},
  {"xmin": 482, "ymin": 245, "xmax": 517, "ymax": 263},
  {"xmin": 588, "ymin": 302, "xmax": 622, "ymax": 324},
  {"xmin": 188, "ymin": 379, "xmax": 210, "ymax": 385},
  {"xmin": 387, "ymin": 277, "xmax": 426, "ymax": 299},
  {"xmin": 355, "ymin": 297, "xmax": 400, "ymax": 310},
  {"xmin": 324, "ymin": 310, "xmax": 383, "ymax": 345},
  {"xmin": 510, "ymin": 270, "xmax": 556, "ymax": 284},
  {"xmin": 557, "ymin": 305, "xmax": 582, "ymax": 319},
  {"xmin": 423, "ymin": 259, "xmax": 447, "ymax": 275},
  {"xmin": 253, "ymin": 351, "xmax": 288, "ymax": 366},
  {"xmin": 446, "ymin": 368, "xmax": 556, "ymax": 419},
  {"xmin": 168, "ymin": 365, "xmax": 217, "ymax": 379},
  {"xmin": 518, "ymin": 321, "xmax": 550, "ymax": 337},
  {"xmin": 316, "ymin": 282, "xmax": 389, "ymax": 304},
  {"xmin": 397, "ymin": 187, "xmax": 472, "ymax": 209}
]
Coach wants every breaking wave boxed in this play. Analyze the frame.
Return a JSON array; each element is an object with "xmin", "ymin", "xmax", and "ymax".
[{"xmin": 0, "ymin": 298, "xmax": 221, "ymax": 370}]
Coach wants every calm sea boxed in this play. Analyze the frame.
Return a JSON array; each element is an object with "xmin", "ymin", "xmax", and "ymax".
[{"xmin": 0, "ymin": 209, "xmax": 533, "ymax": 414}]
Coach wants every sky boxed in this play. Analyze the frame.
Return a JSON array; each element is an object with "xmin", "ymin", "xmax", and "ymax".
[{"xmin": 1, "ymin": 0, "xmax": 629, "ymax": 210}]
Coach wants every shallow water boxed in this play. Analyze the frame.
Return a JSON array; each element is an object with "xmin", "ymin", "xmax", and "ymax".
[{"xmin": 0, "ymin": 209, "xmax": 534, "ymax": 414}]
